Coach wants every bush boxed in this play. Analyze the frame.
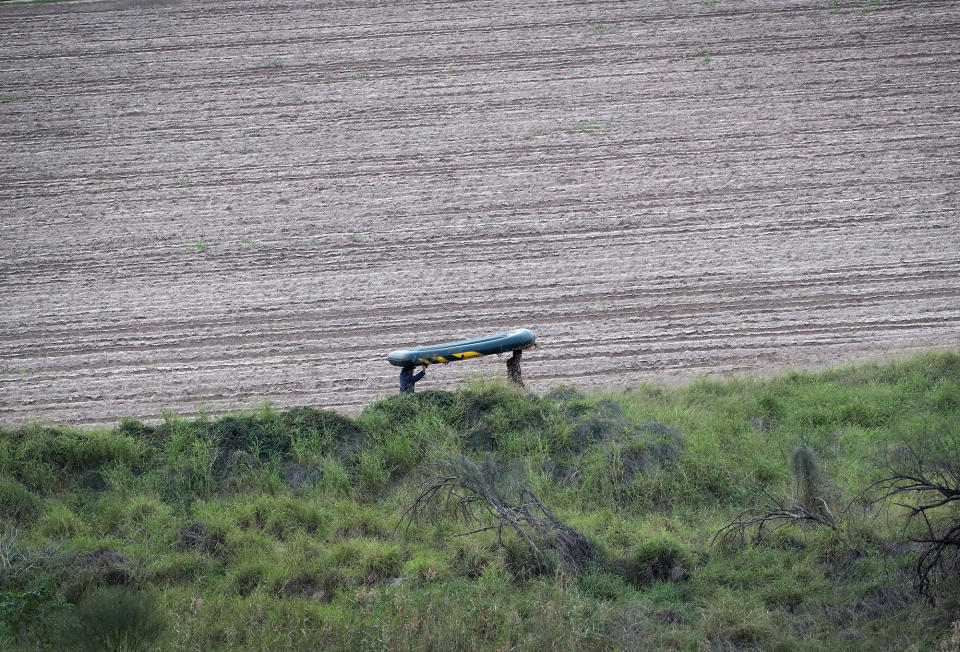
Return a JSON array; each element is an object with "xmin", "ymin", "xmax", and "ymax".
[
  {"xmin": 226, "ymin": 561, "xmax": 266, "ymax": 597},
  {"xmin": 36, "ymin": 504, "xmax": 85, "ymax": 538},
  {"xmin": 210, "ymin": 414, "xmax": 289, "ymax": 458},
  {"xmin": 66, "ymin": 586, "xmax": 165, "ymax": 651},
  {"xmin": 455, "ymin": 383, "xmax": 551, "ymax": 452},
  {"xmin": 579, "ymin": 423, "xmax": 683, "ymax": 505},
  {"xmin": 502, "ymin": 535, "xmax": 555, "ymax": 582},
  {"xmin": 0, "ymin": 584, "xmax": 70, "ymax": 649},
  {"xmin": 404, "ymin": 550, "xmax": 447, "ymax": 586},
  {"xmin": 355, "ymin": 449, "xmax": 389, "ymax": 491},
  {"xmin": 699, "ymin": 596, "xmax": 776, "ymax": 649},
  {"xmin": 625, "ymin": 536, "xmax": 692, "ymax": 588},
  {"xmin": 578, "ymin": 571, "xmax": 630, "ymax": 601},
  {"xmin": 237, "ymin": 495, "xmax": 327, "ymax": 540},
  {"xmin": 14, "ymin": 427, "xmax": 146, "ymax": 475},
  {"xmin": 0, "ymin": 477, "xmax": 39, "ymax": 522},
  {"xmin": 360, "ymin": 390, "xmax": 457, "ymax": 435}
]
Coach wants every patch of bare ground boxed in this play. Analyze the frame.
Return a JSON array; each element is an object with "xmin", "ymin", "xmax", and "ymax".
[{"xmin": 1, "ymin": 0, "xmax": 958, "ymax": 426}]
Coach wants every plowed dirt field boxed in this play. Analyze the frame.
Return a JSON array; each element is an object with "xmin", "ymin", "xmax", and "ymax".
[{"xmin": 1, "ymin": 0, "xmax": 958, "ymax": 426}]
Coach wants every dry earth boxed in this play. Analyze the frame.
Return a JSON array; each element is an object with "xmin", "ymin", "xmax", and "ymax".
[{"xmin": 1, "ymin": 0, "xmax": 958, "ymax": 427}]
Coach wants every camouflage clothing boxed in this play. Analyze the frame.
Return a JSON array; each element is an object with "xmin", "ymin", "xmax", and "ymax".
[
  {"xmin": 506, "ymin": 355, "xmax": 524, "ymax": 387},
  {"xmin": 400, "ymin": 367, "xmax": 425, "ymax": 393}
]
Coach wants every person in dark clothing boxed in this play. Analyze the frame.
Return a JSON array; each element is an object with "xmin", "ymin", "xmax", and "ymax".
[
  {"xmin": 399, "ymin": 364, "xmax": 426, "ymax": 393},
  {"xmin": 506, "ymin": 349, "xmax": 524, "ymax": 388}
]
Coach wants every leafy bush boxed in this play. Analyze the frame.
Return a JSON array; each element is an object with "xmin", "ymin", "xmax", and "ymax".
[
  {"xmin": 0, "ymin": 477, "xmax": 39, "ymax": 522},
  {"xmin": 236, "ymin": 495, "xmax": 327, "ymax": 539},
  {"xmin": 579, "ymin": 423, "xmax": 683, "ymax": 505},
  {"xmin": 36, "ymin": 504, "xmax": 85, "ymax": 538},
  {"xmin": 360, "ymin": 390, "xmax": 457, "ymax": 436},
  {"xmin": 578, "ymin": 570, "xmax": 630, "ymax": 601},
  {"xmin": 0, "ymin": 584, "xmax": 70, "ymax": 648},
  {"xmin": 66, "ymin": 586, "xmax": 165, "ymax": 651},
  {"xmin": 14, "ymin": 427, "xmax": 146, "ymax": 475},
  {"xmin": 211, "ymin": 414, "xmax": 289, "ymax": 458},
  {"xmin": 225, "ymin": 561, "xmax": 266, "ymax": 597},
  {"xmin": 699, "ymin": 595, "xmax": 776, "ymax": 649},
  {"xmin": 625, "ymin": 536, "xmax": 692, "ymax": 588},
  {"xmin": 355, "ymin": 449, "xmax": 389, "ymax": 491}
]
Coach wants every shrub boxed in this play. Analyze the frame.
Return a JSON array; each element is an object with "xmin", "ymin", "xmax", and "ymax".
[
  {"xmin": 0, "ymin": 584, "xmax": 70, "ymax": 648},
  {"xmin": 211, "ymin": 414, "xmax": 289, "ymax": 458},
  {"xmin": 625, "ymin": 536, "xmax": 692, "ymax": 588},
  {"xmin": 238, "ymin": 495, "xmax": 326, "ymax": 539},
  {"xmin": 699, "ymin": 596, "xmax": 776, "ymax": 649},
  {"xmin": 355, "ymin": 449, "xmax": 389, "ymax": 491},
  {"xmin": 14, "ymin": 427, "xmax": 146, "ymax": 475},
  {"xmin": 36, "ymin": 504, "xmax": 85, "ymax": 538},
  {"xmin": 319, "ymin": 456, "xmax": 350, "ymax": 494},
  {"xmin": 225, "ymin": 561, "xmax": 266, "ymax": 597},
  {"xmin": 66, "ymin": 586, "xmax": 165, "ymax": 651},
  {"xmin": 579, "ymin": 423, "xmax": 683, "ymax": 504},
  {"xmin": 360, "ymin": 390, "xmax": 457, "ymax": 435},
  {"xmin": 578, "ymin": 571, "xmax": 630, "ymax": 601},
  {"xmin": 404, "ymin": 550, "xmax": 447, "ymax": 586},
  {"xmin": 0, "ymin": 475, "xmax": 40, "ymax": 523}
]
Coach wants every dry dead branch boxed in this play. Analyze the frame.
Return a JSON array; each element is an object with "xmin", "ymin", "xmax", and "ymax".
[
  {"xmin": 713, "ymin": 486, "xmax": 836, "ymax": 548},
  {"xmin": 864, "ymin": 440, "xmax": 960, "ymax": 597},
  {"xmin": 396, "ymin": 456, "xmax": 594, "ymax": 572}
]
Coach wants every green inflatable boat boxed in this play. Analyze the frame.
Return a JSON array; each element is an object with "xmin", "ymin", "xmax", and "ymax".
[{"xmin": 387, "ymin": 328, "xmax": 535, "ymax": 367}]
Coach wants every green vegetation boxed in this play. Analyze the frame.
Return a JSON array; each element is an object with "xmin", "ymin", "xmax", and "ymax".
[
  {"xmin": 1, "ymin": 352, "xmax": 959, "ymax": 649},
  {"xmin": 589, "ymin": 23, "xmax": 614, "ymax": 37}
]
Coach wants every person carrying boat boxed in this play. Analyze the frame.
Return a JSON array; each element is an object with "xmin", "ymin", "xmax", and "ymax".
[
  {"xmin": 506, "ymin": 350, "xmax": 524, "ymax": 388},
  {"xmin": 399, "ymin": 364, "xmax": 426, "ymax": 393}
]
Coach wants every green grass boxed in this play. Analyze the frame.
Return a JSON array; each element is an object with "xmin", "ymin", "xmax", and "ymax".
[{"xmin": 1, "ymin": 351, "xmax": 958, "ymax": 649}]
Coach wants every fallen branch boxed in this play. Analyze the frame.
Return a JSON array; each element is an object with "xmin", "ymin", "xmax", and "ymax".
[
  {"xmin": 713, "ymin": 486, "xmax": 836, "ymax": 548},
  {"xmin": 396, "ymin": 456, "xmax": 594, "ymax": 572}
]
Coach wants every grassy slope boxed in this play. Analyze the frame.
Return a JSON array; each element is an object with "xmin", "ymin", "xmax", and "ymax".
[{"xmin": 1, "ymin": 351, "xmax": 959, "ymax": 650}]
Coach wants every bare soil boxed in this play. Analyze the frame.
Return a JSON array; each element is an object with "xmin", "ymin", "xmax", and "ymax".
[{"xmin": 1, "ymin": 0, "xmax": 958, "ymax": 426}]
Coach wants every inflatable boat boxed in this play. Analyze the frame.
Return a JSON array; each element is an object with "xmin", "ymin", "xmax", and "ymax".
[{"xmin": 387, "ymin": 328, "xmax": 535, "ymax": 367}]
